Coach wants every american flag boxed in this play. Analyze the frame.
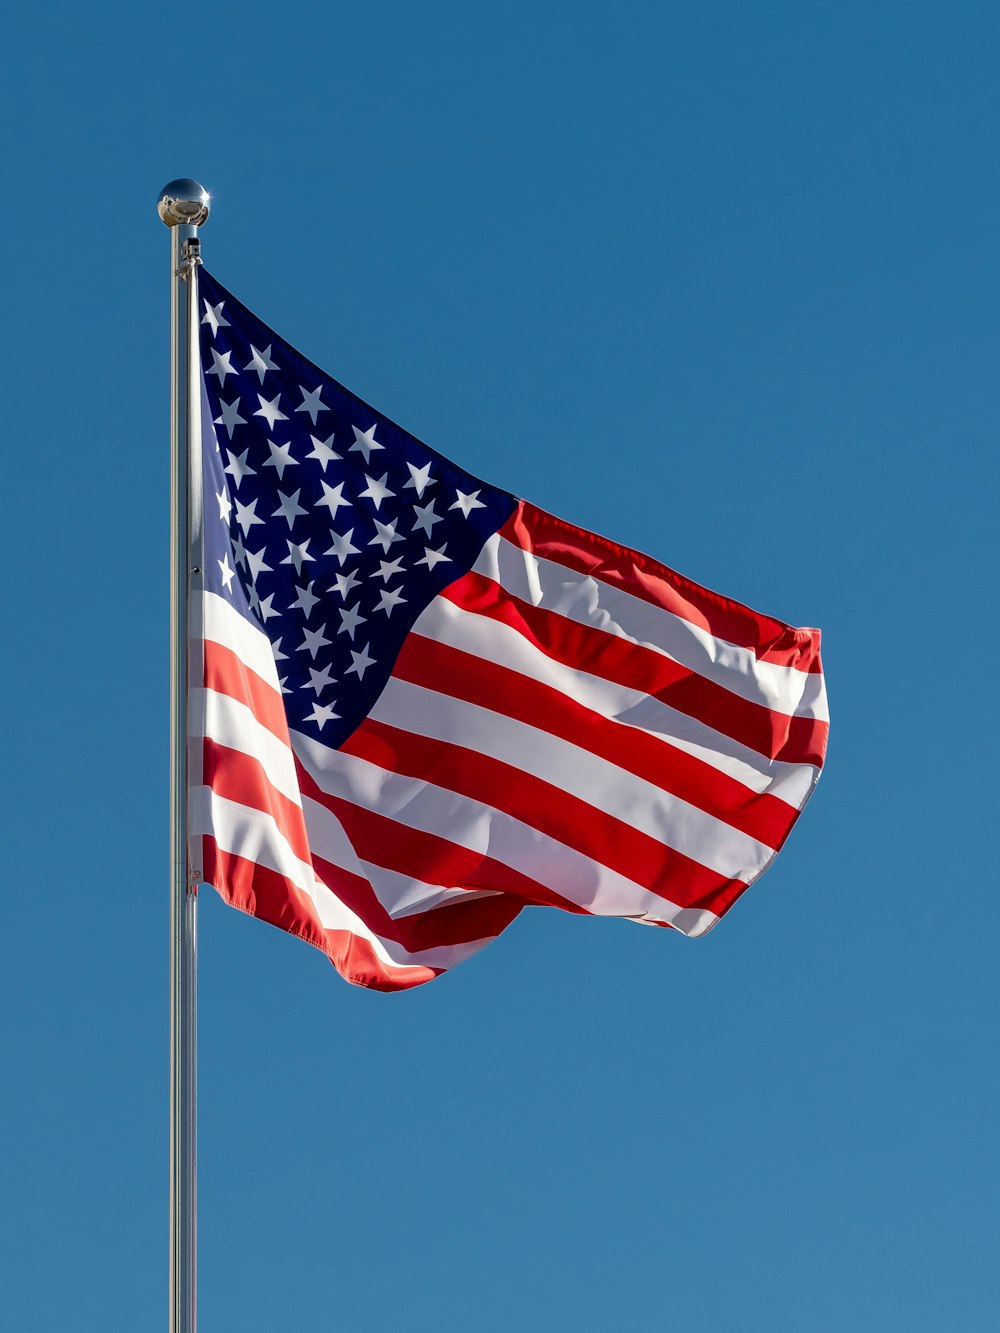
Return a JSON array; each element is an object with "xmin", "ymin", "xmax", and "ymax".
[{"xmin": 191, "ymin": 267, "xmax": 829, "ymax": 991}]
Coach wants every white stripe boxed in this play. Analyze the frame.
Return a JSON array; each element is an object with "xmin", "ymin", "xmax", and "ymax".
[
  {"xmin": 196, "ymin": 657, "xmax": 498, "ymax": 934},
  {"xmin": 475, "ymin": 533, "xmax": 829, "ymax": 722},
  {"xmin": 378, "ymin": 879, "xmax": 504, "ymax": 919},
  {"xmin": 411, "ymin": 597, "xmax": 817, "ymax": 810},
  {"xmin": 299, "ymin": 794, "xmax": 504, "ymax": 921},
  {"xmin": 192, "ymin": 787, "xmax": 488, "ymax": 970},
  {"xmin": 197, "ymin": 589, "xmax": 280, "ymax": 688},
  {"xmin": 293, "ymin": 731, "xmax": 721, "ymax": 934},
  {"xmin": 370, "ymin": 676, "xmax": 774, "ymax": 877},
  {"xmin": 199, "ymin": 686, "xmax": 302, "ymax": 804}
]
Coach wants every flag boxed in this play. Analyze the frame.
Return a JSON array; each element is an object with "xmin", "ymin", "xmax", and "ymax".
[{"xmin": 191, "ymin": 268, "xmax": 828, "ymax": 992}]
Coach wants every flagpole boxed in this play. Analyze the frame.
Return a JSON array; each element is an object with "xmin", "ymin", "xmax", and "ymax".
[{"xmin": 158, "ymin": 178, "xmax": 210, "ymax": 1333}]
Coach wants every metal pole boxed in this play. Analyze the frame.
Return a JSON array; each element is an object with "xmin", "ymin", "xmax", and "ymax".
[{"xmin": 158, "ymin": 178, "xmax": 210, "ymax": 1333}]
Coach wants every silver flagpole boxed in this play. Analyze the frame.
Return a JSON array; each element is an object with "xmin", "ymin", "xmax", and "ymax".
[{"xmin": 158, "ymin": 178, "xmax": 210, "ymax": 1333}]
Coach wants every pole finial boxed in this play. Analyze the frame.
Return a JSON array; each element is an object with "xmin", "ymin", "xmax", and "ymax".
[{"xmin": 158, "ymin": 179, "xmax": 211, "ymax": 228}]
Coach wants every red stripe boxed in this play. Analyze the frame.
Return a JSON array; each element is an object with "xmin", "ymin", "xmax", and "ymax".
[
  {"xmin": 340, "ymin": 714, "xmax": 749, "ymax": 917},
  {"xmin": 203, "ymin": 737, "xmax": 312, "ymax": 866},
  {"xmin": 203, "ymin": 639, "xmax": 289, "ymax": 741},
  {"xmin": 201, "ymin": 631, "xmax": 531, "ymax": 947},
  {"xmin": 203, "ymin": 738, "xmax": 524, "ymax": 953},
  {"xmin": 295, "ymin": 761, "xmax": 589, "ymax": 915},
  {"xmin": 309, "ymin": 847, "xmax": 524, "ymax": 953},
  {"xmin": 202, "ymin": 839, "xmax": 439, "ymax": 992},
  {"xmin": 504, "ymin": 501, "xmax": 824, "ymax": 673},
  {"xmin": 201, "ymin": 606, "xmax": 748, "ymax": 925},
  {"xmin": 396, "ymin": 633, "xmax": 799, "ymax": 849},
  {"xmin": 440, "ymin": 571, "xmax": 828, "ymax": 766}
]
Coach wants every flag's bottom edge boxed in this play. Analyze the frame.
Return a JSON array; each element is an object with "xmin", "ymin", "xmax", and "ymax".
[{"xmin": 197, "ymin": 854, "xmax": 443, "ymax": 994}]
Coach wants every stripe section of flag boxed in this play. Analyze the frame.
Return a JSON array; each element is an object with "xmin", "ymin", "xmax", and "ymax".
[
  {"xmin": 194, "ymin": 482, "xmax": 827, "ymax": 985},
  {"xmin": 192, "ymin": 589, "xmax": 512, "ymax": 989},
  {"xmin": 504, "ymin": 502, "xmax": 824, "ymax": 672}
]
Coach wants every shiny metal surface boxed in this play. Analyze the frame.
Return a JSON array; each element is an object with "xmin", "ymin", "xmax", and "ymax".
[
  {"xmin": 162, "ymin": 179, "xmax": 207, "ymax": 1333},
  {"xmin": 158, "ymin": 178, "xmax": 211, "ymax": 228}
]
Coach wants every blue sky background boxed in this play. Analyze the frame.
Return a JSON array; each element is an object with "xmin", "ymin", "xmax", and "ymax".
[{"xmin": 2, "ymin": 2, "xmax": 996, "ymax": 1329}]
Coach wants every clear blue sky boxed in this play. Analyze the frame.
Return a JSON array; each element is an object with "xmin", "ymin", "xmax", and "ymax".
[{"xmin": 2, "ymin": 3, "xmax": 996, "ymax": 1329}]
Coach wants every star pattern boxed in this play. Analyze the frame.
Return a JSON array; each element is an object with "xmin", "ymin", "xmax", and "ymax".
[
  {"xmin": 197, "ymin": 268, "xmax": 516, "ymax": 745},
  {"xmin": 304, "ymin": 701, "xmax": 340, "ymax": 730},
  {"xmin": 451, "ymin": 488, "xmax": 488, "ymax": 517},
  {"xmin": 208, "ymin": 347, "xmax": 238, "ymax": 382},
  {"xmin": 224, "ymin": 448, "xmax": 256, "ymax": 488},
  {"xmin": 296, "ymin": 384, "xmax": 328, "ymax": 424},
  {"xmin": 412, "ymin": 499, "xmax": 442, "ymax": 536},
  {"xmin": 375, "ymin": 586, "xmax": 406, "ymax": 617},
  {"xmin": 245, "ymin": 546, "xmax": 273, "ymax": 580},
  {"xmin": 215, "ymin": 399, "xmax": 246, "ymax": 438},
  {"xmin": 307, "ymin": 433, "xmax": 339, "ymax": 470},
  {"xmin": 245, "ymin": 344, "xmax": 278, "ymax": 382},
  {"xmin": 263, "ymin": 439, "xmax": 297, "ymax": 478},
  {"xmin": 281, "ymin": 539, "xmax": 313, "ymax": 574},
  {"xmin": 202, "ymin": 299, "xmax": 230, "ymax": 336},
  {"xmin": 273, "ymin": 488, "xmax": 308, "ymax": 528},
  {"xmin": 254, "ymin": 393, "xmax": 288, "ymax": 429}
]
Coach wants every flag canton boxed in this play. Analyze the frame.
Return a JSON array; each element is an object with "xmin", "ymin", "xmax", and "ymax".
[{"xmin": 197, "ymin": 268, "xmax": 516, "ymax": 749}]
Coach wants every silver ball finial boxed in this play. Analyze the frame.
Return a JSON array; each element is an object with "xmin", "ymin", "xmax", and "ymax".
[{"xmin": 157, "ymin": 179, "xmax": 211, "ymax": 227}]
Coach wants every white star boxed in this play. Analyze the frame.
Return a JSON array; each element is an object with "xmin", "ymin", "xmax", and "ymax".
[
  {"xmin": 273, "ymin": 488, "xmax": 307, "ymax": 529},
  {"xmin": 404, "ymin": 460, "xmax": 435, "ymax": 497},
  {"xmin": 304, "ymin": 701, "xmax": 340, "ymax": 731},
  {"xmin": 207, "ymin": 347, "xmax": 237, "ymax": 382},
  {"xmin": 299, "ymin": 624, "xmax": 332, "ymax": 659},
  {"xmin": 215, "ymin": 487, "xmax": 233, "ymax": 523},
  {"xmin": 346, "ymin": 644, "xmax": 376, "ymax": 679},
  {"xmin": 451, "ymin": 488, "xmax": 487, "ymax": 517},
  {"xmin": 291, "ymin": 582, "xmax": 320, "ymax": 618},
  {"xmin": 296, "ymin": 385, "xmax": 328, "ymax": 425},
  {"xmin": 278, "ymin": 676, "xmax": 291, "ymax": 695},
  {"xmin": 415, "ymin": 544, "xmax": 451, "ymax": 570},
  {"xmin": 411, "ymin": 498, "xmax": 442, "ymax": 536},
  {"xmin": 257, "ymin": 593, "xmax": 280, "ymax": 623},
  {"xmin": 232, "ymin": 533, "xmax": 247, "ymax": 568},
  {"xmin": 245, "ymin": 344, "xmax": 278, "ymax": 383},
  {"xmin": 202, "ymin": 300, "xmax": 230, "ymax": 336},
  {"xmin": 338, "ymin": 602, "xmax": 367, "ymax": 640},
  {"xmin": 280, "ymin": 539, "xmax": 313, "ymax": 574},
  {"xmin": 357, "ymin": 472, "xmax": 395, "ymax": 510},
  {"xmin": 245, "ymin": 547, "xmax": 273, "ymax": 581},
  {"xmin": 325, "ymin": 528, "xmax": 360, "ymax": 565},
  {"xmin": 332, "ymin": 569, "xmax": 361, "ymax": 599},
  {"xmin": 247, "ymin": 583, "xmax": 261, "ymax": 614},
  {"xmin": 271, "ymin": 637, "xmax": 288, "ymax": 662},
  {"xmin": 369, "ymin": 517, "xmax": 403, "ymax": 552},
  {"xmin": 305, "ymin": 663, "xmax": 337, "ymax": 695},
  {"xmin": 218, "ymin": 554, "xmax": 236, "ymax": 591},
  {"xmin": 374, "ymin": 587, "xmax": 407, "ymax": 617},
  {"xmin": 224, "ymin": 448, "xmax": 256, "ymax": 489},
  {"xmin": 254, "ymin": 393, "xmax": 288, "ymax": 429},
  {"xmin": 234, "ymin": 498, "xmax": 264, "ymax": 535},
  {"xmin": 306, "ymin": 433, "xmax": 339, "ymax": 470},
  {"xmin": 214, "ymin": 399, "xmax": 246, "ymax": 438},
  {"xmin": 263, "ymin": 438, "xmax": 298, "ymax": 479},
  {"xmin": 349, "ymin": 424, "xmax": 383, "ymax": 462},
  {"xmin": 373, "ymin": 557, "xmax": 405, "ymax": 583},
  {"xmin": 316, "ymin": 479, "xmax": 350, "ymax": 518}
]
